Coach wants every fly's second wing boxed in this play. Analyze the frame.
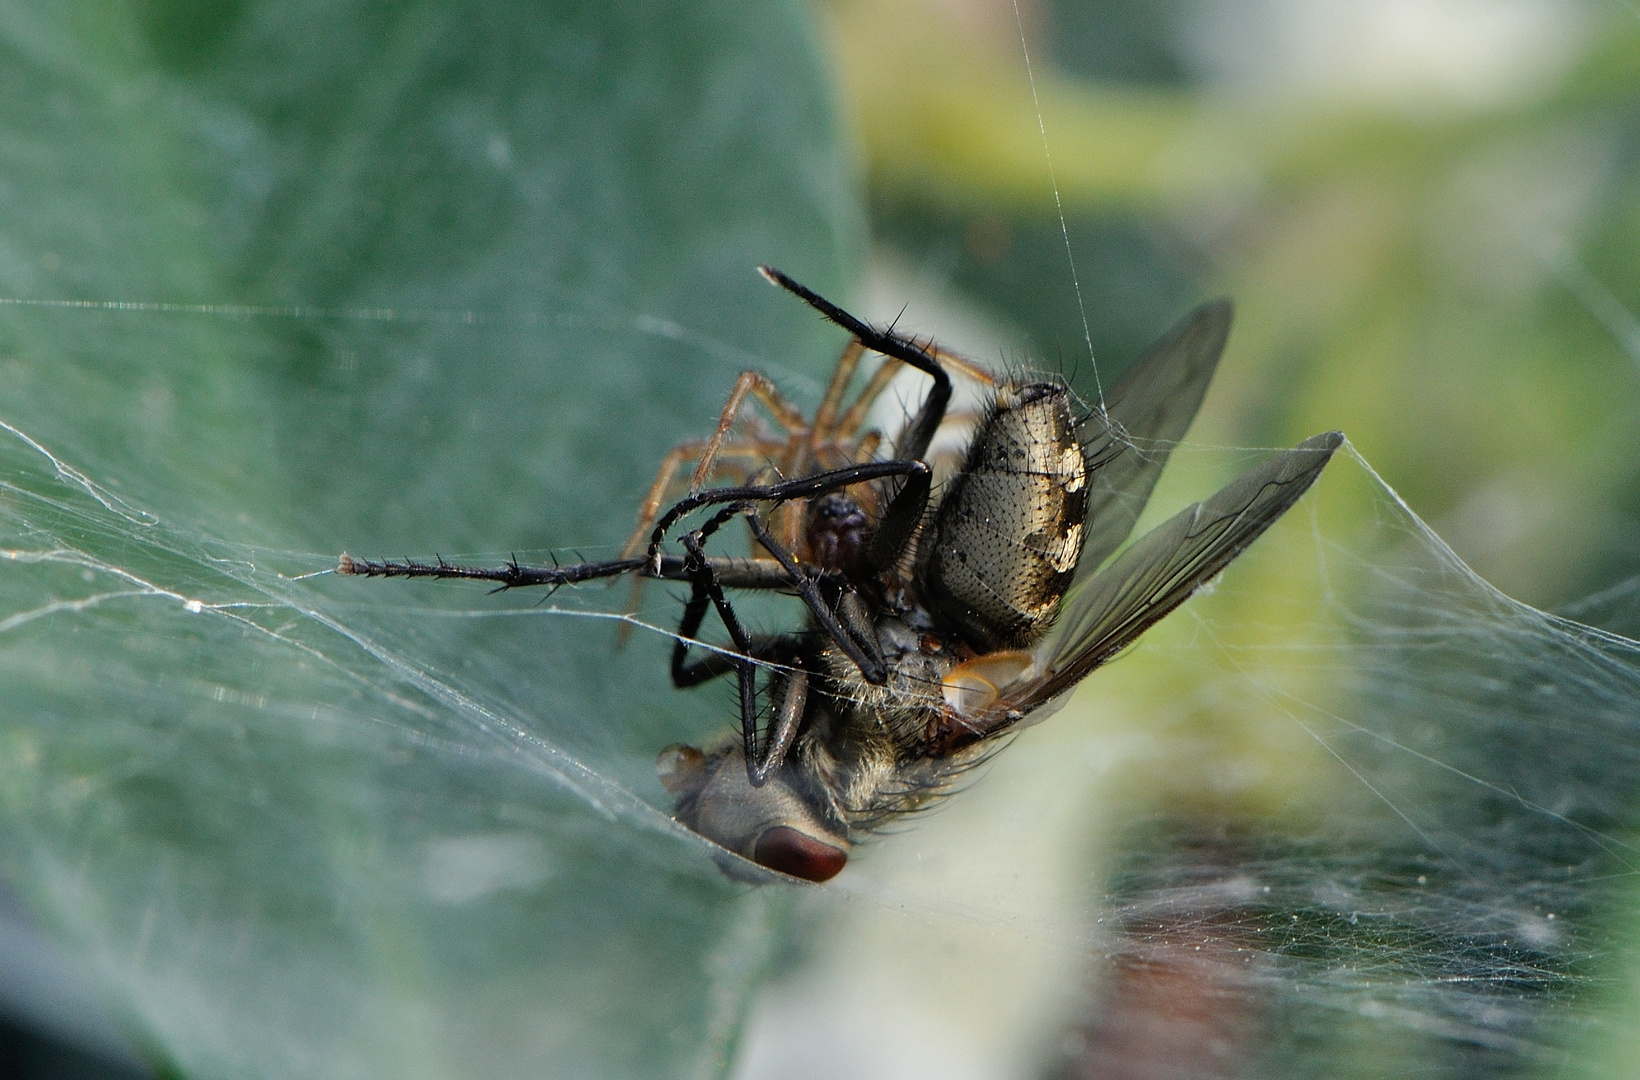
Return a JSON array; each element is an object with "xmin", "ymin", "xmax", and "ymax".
[
  {"xmin": 1075, "ymin": 299, "xmax": 1233, "ymax": 579},
  {"xmin": 925, "ymin": 431, "xmax": 1343, "ymax": 754}
]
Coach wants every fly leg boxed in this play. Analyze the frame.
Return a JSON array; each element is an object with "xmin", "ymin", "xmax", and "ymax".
[
  {"xmin": 743, "ymin": 509, "xmax": 886, "ymax": 685},
  {"xmin": 676, "ymin": 525, "xmax": 815, "ymax": 787},
  {"xmin": 645, "ymin": 459, "xmax": 933, "ymax": 685},
  {"xmin": 866, "ymin": 459, "xmax": 932, "ymax": 574},
  {"xmin": 669, "ymin": 557, "xmax": 803, "ymax": 689},
  {"xmin": 751, "ymin": 665, "xmax": 808, "ymax": 786},
  {"xmin": 620, "ymin": 439, "xmax": 790, "ymax": 561},
  {"xmin": 667, "ymin": 503, "xmax": 817, "ymax": 783},
  {"xmin": 337, "ymin": 551, "xmax": 808, "ymax": 590},
  {"xmin": 829, "ymin": 344, "xmax": 994, "ymax": 448}
]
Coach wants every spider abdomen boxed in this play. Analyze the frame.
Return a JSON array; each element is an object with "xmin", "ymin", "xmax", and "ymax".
[{"xmin": 920, "ymin": 382, "xmax": 1088, "ymax": 650}]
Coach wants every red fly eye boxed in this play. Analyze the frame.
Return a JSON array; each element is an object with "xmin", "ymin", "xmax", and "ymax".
[{"xmin": 754, "ymin": 827, "xmax": 848, "ymax": 882}]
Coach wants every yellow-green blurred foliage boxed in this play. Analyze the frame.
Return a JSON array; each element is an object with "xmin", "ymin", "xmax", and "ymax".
[{"xmin": 825, "ymin": 0, "xmax": 1640, "ymax": 613}]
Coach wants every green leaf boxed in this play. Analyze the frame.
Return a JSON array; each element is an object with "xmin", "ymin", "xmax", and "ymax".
[{"xmin": 0, "ymin": 1, "xmax": 858, "ymax": 1076}]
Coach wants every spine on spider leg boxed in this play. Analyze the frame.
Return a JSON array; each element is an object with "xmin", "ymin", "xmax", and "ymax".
[{"xmin": 337, "ymin": 553, "xmax": 505, "ymax": 581}]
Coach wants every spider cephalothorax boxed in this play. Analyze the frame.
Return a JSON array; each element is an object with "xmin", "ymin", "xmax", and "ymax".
[{"xmin": 340, "ymin": 267, "xmax": 1342, "ymax": 882}]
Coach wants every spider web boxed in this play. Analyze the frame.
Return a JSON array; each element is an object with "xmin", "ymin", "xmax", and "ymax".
[
  {"xmin": 729, "ymin": 436, "xmax": 1640, "ymax": 1079},
  {"xmin": 3, "ymin": 366, "xmax": 1639, "ymax": 1077},
  {"xmin": 3, "ymin": 2, "xmax": 1639, "ymax": 1078},
  {"xmin": 724, "ymin": 3, "xmax": 1640, "ymax": 1074}
]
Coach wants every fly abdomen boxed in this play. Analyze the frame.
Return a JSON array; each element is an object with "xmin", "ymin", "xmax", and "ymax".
[{"xmin": 920, "ymin": 382, "xmax": 1088, "ymax": 650}]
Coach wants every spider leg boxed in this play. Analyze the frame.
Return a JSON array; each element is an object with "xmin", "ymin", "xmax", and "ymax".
[
  {"xmin": 759, "ymin": 265, "xmax": 951, "ymax": 462},
  {"xmin": 852, "ymin": 430, "xmax": 882, "ymax": 463},
  {"xmin": 831, "ymin": 357, "xmax": 902, "ymax": 446},
  {"xmin": 693, "ymin": 376, "xmax": 814, "ymax": 566},
  {"xmin": 686, "ymin": 366, "xmax": 831, "ymax": 560},
  {"xmin": 647, "ymin": 459, "xmax": 930, "ymax": 569},
  {"xmin": 808, "ymin": 338, "xmax": 866, "ymax": 453},
  {"xmin": 925, "ymin": 345, "xmax": 998, "ymax": 388},
  {"xmin": 690, "ymin": 370, "xmax": 810, "ymax": 493}
]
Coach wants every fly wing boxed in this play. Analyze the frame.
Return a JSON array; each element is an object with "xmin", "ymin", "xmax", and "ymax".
[
  {"xmin": 1077, "ymin": 299, "xmax": 1233, "ymax": 577},
  {"xmin": 994, "ymin": 431, "xmax": 1344, "ymax": 723}
]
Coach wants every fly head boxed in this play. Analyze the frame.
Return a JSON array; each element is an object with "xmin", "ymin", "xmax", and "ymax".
[{"xmin": 657, "ymin": 742, "xmax": 850, "ymax": 882}]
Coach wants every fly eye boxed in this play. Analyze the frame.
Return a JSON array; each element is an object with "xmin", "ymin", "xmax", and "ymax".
[{"xmin": 753, "ymin": 826, "xmax": 849, "ymax": 882}]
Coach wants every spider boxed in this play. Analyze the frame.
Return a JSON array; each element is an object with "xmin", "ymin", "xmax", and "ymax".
[{"xmin": 340, "ymin": 267, "xmax": 1342, "ymax": 882}]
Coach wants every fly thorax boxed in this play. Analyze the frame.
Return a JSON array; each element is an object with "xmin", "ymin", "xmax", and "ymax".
[
  {"xmin": 818, "ymin": 617, "xmax": 980, "ymax": 829},
  {"xmin": 820, "ymin": 616, "xmax": 948, "ymax": 749},
  {"xmin": 920, "ymin": 381, "xmax": 1089, "ymax": 650}
]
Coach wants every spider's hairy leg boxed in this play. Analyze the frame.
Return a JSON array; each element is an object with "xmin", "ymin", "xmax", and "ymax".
[
  {"xmin": 851, "ymin": 430, "xmax": 882, "ymax": 463},
  {"xmin": 616, "ymin": 437, "xmax": 788, "ymax": 644},
  {"xmin": 809, "ymin": 339, "xmax": 866, "ymax": 451},
  {"xmin": 758, "ymin": 266, "xmax": 952, "ymax": 462},
  {"xmin": 690, "ymin": 370, "xmax": 810, "ymax": 493},
  {"xmin": 645, "ymin": 458, "xmax": 930, "ymax": 571},
  {"xmin": 925, "ymin": 345, "xmax": 998, "ymax": 388},
  {"xmin": 831, "ymin": 354, "xmax": 900, "ymax": 447},
  {"xmin": 622, "ymin": 439, "xmax": 713, "ymax": 562}
]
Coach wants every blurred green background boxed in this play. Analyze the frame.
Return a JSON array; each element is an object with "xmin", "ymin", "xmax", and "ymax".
[{"xmin": 0, "ymin": 0, "xmax": 1639, "ymax": 1077}]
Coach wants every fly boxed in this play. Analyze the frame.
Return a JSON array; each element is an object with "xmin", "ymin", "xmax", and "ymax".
[{"xmin": 339, "ymin": 267, "xmax": 1342, "ymax": 883}]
